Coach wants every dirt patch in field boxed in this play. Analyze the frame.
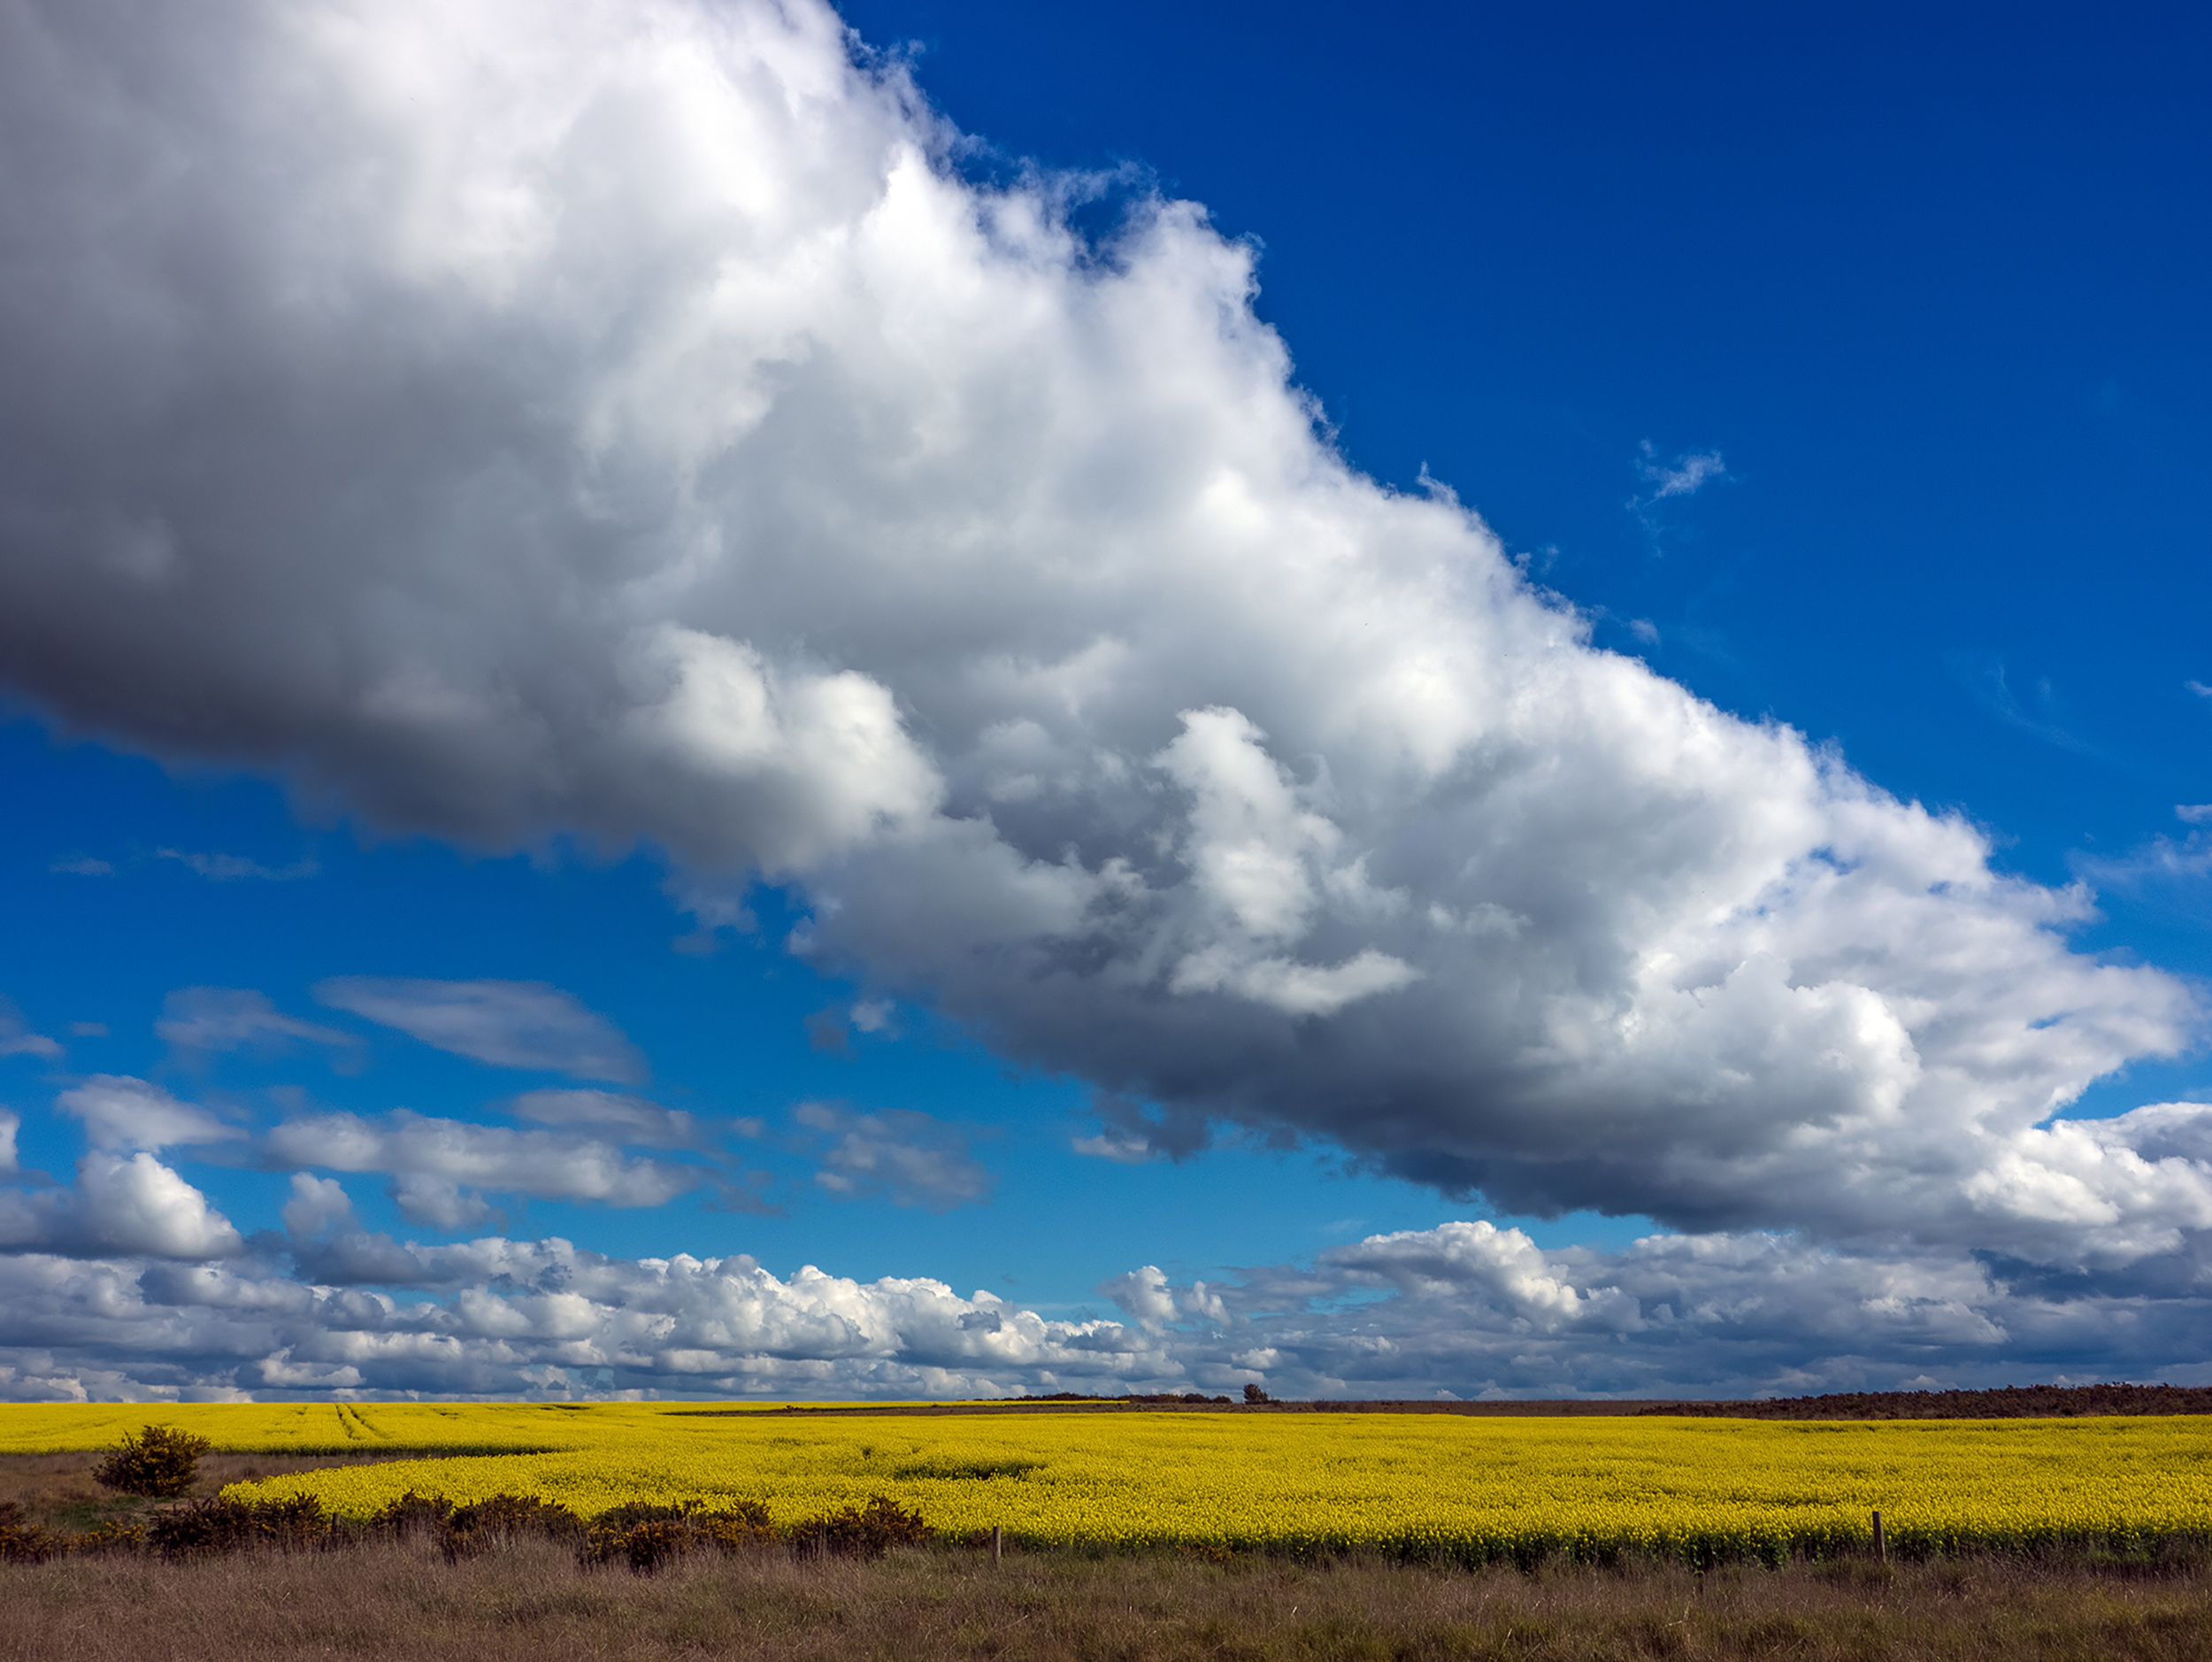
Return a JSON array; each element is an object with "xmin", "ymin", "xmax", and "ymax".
[{"xmin": 0, "ymin": 1450, "xmax": 456, "ymax": 1536}]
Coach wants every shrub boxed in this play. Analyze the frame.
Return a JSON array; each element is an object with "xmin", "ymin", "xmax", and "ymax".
[
  {"xmin": 1244, "ymin": 1383, "xmax": 1271, "ymax": 1404},
  {"xmin": 793, "ymin": 1495, "xmax": 934, "ymax": 1559},
  {"xmin": 0, "ymin": 1502, "xmax": 58, "ymax": 1564},
  {"xmin": 94, "ymin": 1423, "xmax": 213, "ymax": 1497},
  {"xmin": 146, "ymin": 1496, "xmax": 331, "ymax": 1558},
  {"xmin": 579, "ymin": 1499, "xmax": 778, "ymax": 1574},
  {"xmin": 369, "ymin": 1490, "xmax": 453, "ymax": 1540},
  {"xmin": 440, "ymin": 1493, "xmax": 580, "ymax": 1561}
]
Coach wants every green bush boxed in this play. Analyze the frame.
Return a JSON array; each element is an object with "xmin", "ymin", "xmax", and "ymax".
[{"xmin": 93, "ymin": 1423, "xmax": 213, "ymax": 1498}]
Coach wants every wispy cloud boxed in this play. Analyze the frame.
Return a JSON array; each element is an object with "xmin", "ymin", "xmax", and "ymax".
[
  {"xmin": 0, "ymin": 998, "xmax": 62, "ymax": 1061},
  {"xmin": 1632, "ymin": 442, "xmax": 1729, "ymax": 502},
  {"xmin": 2074, "ymin": 828, "xmax": 2212, "ymax": 923},
  {"xmin": 312, "ymin": 978, "xmax": 647, "ymax": 1083},
  {"xmin": 265, "ymin": 1108, "xmax": 703, "ymax": 1230},
  {"xmin": 1627, "ymin": 442, "xmax": 1731, "ymax": 542},
  {"xmin": 157, "ymin": 988, "xmax": 357, "ymax": 1053},
  {"xmin": 47, "ymin": 855, "xmax": 111, "ymax": 877},
  {"xmin": 1946, "ymin": 652, "xmax": 2104, "ymax": 758},
  {"xmin": 157, "ymin": 849, "xmax": 318, "ymax": 881},
  {"xmin": 1072, "ymin": 1127, "xmax": 1163, "ymax": 1165},
  {"xmin": 506, "ymin": 1088, "xmax": 713, "ymax": 1150},
  {"xmin": 795, "ymin": 1102, "xmax": 995, "ymax": 1212}
]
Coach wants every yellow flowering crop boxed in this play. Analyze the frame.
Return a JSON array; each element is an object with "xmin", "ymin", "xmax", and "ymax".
[{"xmin": 7, "ymin": 1404, "xmax": 2208, "ymax": 1561}]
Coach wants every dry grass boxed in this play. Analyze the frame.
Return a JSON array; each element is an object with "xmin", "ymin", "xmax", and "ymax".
[{"xmin": 0, "ymin": 1536, "xmax": 2208, "ymax": 1661}]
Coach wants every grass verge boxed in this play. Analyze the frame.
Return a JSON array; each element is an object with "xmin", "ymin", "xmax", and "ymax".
[{"xmin": 2, "ymin": 1538, "xmax": 2210, "ymax": 1660}]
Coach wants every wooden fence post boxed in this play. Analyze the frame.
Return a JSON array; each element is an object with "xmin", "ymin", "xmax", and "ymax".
[
  {"xmin": 1871, "ymin": 1510, "xmax": 1886, "ymax": 1565},
  {"xmin": 991, "ymin": 1524, "xmax": 1002, "ymax": 1566}
]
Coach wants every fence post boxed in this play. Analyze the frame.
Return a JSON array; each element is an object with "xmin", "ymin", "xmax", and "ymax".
[
  {"xmin": 1871, "ymin": 1510, "xmax": 1886, "ymax": 1565},
  {"xmin": 991, "ymin": 1524, "xmax": 1002, "ymax": 1566}
]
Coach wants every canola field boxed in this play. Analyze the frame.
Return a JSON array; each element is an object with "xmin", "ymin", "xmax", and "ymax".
[
  {"xmin": 4, "ymin": 1402, "xmax": 2205, "ymax": 1563},
  {"xmin": 0, "ymin": 1400, "xmax": 791, "ymax": 1458}
]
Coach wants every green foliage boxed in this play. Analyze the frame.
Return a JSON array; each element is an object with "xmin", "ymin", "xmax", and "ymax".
[
  {"xmin": 93, "ymin": 1423, "xmax": 213, "ymax": 1498},
  {"xmin": 1244, "ymin": 1383, "xmax": 1271, "ymax": 1404}
]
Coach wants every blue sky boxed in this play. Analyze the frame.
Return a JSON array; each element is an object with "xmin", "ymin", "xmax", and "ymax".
[{"xmin": 0, "ymin": 0, "xmax": 2208, "ymax": 1402}]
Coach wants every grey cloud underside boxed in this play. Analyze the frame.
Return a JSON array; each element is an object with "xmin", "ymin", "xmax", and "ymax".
[
  {"xmin": 0, "ymin": 1216, "xmax": 2208, "ymax": 1403},
  {"xmin": 0, "ymin": 0, "xmax": 2208, "ymax": 1278}
]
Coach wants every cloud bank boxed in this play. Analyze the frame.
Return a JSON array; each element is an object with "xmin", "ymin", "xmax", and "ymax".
[
  {"xmin": 0, "ymin": 1205, "xmax": 2206, "ymax": 1404},
  {"xmin": 0, "ymin": 0, "xmax": 2208, "ymax": 1396}
]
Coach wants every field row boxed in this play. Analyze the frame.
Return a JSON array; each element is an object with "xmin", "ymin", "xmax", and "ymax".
[{"xmin": 7, "ymin": 1404, "xmax": 2208, "ymax": 1562}]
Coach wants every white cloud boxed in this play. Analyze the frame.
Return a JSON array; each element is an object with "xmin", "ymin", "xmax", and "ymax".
[
  {"xmin": 0, "ymin": 1112, "xmax": 19, "ymax": 1179},
  {"xmin": 0, "ymin": 0, "xmax": 2198, "ymax": 1297},
  {"xmin": 280, "ymin": 1173, "xmax": 356, "ymax": 1239},
  {"xmin": 265, "ymin": 1109, "xmax": 703, "ymax": 1227},
  {"xmin": 0, "ymin": 1152, "xmax": 243, "ymax": 1261},
  {"xmin": 1632, "ymin": 442, "xmax": 1730, "ymax": 503},
  {"xmin": 1102, "ymin": 1264, "xmax": 1179, "ymax": 1331},
  {"xmin": 156, "ymin": 849, "xmax": 318, "ymax": 881},
  {"xmin": 794, "ymin": 1102, "xmax": 994, "ymax": 1212},
  {"xmin": 57, "ymin": 1075, "xmax": 242, "ymax": 1151},
  {"xmin": 47, "ymin": 856, "xmax": 111, "ymax": 877},
  {"xmin": 1072, "ymin": 1128, "xmax": 1163, "ymax": 1165},
  {"xmin": 157, "ymin": 988, "xmax": 356, "ymax": 1052},
  {"xmin": 312, "ymin": 979, "xmax": 646, "ymax": 1083},
  {"xmin": 72, "ymin": 1153, "xmax": 247, "ymax": 1258},
  {"xmin": 0, "ymin": 1210, "xmax": 2205, "ymax": 1400}
]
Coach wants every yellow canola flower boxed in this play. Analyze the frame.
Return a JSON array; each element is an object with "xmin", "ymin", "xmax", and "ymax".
[{"xmin": 7, "ymin": 1404, "xmax": 2208, "ymax": 1560}]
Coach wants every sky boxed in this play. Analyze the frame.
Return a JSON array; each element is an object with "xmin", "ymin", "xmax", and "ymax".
[{"xmin": 0, "ymin": 0, "xmax": 2208, "ymax": 1403}]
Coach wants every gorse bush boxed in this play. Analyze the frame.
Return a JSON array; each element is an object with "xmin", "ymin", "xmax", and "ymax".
[
  {"xmin": 803, "ymin": 1496, "xmax": 934, "ymax": 1559},
  {"xmin": 0, "ymin": 1481, "xmax": 929, "ymax": 1574},
  {"xmin": 440, "ymin": 1492, "xmax": 581, "ymax": 1561},
  {"xmin": 580, "ymin": 1499, "xmax": 778, "ymax": 1574},
  {"xmin": 93, "ymin": 1423, "xmax": 212, "ymax": 1497},
  {"xmin": 146, "ymin": 1496, "xmax": 330, "ymax": 1558}
]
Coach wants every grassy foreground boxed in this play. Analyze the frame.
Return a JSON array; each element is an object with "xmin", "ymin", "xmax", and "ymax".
[{"xmin": 3, "ymin": 1535, "xmax": 2210, "ymax": 1662}]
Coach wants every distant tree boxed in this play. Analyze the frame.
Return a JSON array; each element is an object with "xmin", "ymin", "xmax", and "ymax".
[
  {"xmin": 1243, "ymin": 1382, "xmax": 1271, "ymax": 1404},
  {"xmin": 93, "ymin": 1424, "xmax": 212, "ymax": 1497}
]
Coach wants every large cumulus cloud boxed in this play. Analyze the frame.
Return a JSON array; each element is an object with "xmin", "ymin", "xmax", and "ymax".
[{"xmin": 0, "ymin": 0, "xmax": 2207, "ymax": 1306}]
